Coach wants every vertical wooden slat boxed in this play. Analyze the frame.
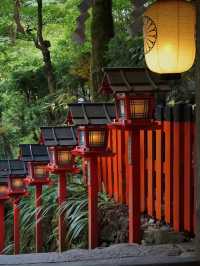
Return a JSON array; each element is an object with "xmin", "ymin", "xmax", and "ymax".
[
  {"xmin": 102, "ymin": 157, "xmax": 108, "ymax": 192},
  {"xmin": 97, "ymin": 157, "xmax": 102, "ymax": 191},
  {"xmin": 107, "ymin": 128, "xmax": 113, "ymax": 197},
  {"xmin": 155, "ymin": 125, "xmax": 163, "ymax": 220},
  {"xmin": 112, "ymin": 128, "xmax": 119, "ymax": 202},
  {"xmin": 184, "ymin": 105, "xmax": 194, "ymax": 233},
  {"xmin": 154, "ymin": 106, "xmax": 164, "ymax": 220},
  {"xmin": 124, "ymin": 129, "xmax": 129, "ymax": 204},
  {"xmin": 140, "ymin": 129, "xmax": 146, "ymax": 213},
  {"xmin": 117, "ymin": 128, "xmax": 126, "ymax": 203},
  {"xmin": 147, "ymin": 129, "xmax": 155, "ymax": 216},
  {"xmin": 173, "ymin": 104, "xmax": 184, "ymax": 232},
  {"xmin": 163, "ymin": 106, "xmax": 173, "ymax": 225}
]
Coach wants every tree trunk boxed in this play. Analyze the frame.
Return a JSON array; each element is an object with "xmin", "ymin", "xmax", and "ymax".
[
  {"xmin": 195, "ymin": 0, "xmax": 200, "ymax": 257},
  {"xmin": 91, "ymin": 0, "xmax": 114, "ymax": 101},
  {"xmin": 131, "ymin": 0, "xmax": 146, "ymax": 36},
  {"xmin": 36, "ymin": 0, "xmax": 56, "ymax": 94}
]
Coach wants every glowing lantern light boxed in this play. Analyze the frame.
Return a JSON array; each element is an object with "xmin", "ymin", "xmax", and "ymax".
[
  {"xmin": 0, "ymin": 185, "xmax": 8, "ymax": 195},
  {"xmin": 143, "ymin": 0, "xmax": 196, "ymax": 74},
  {"xmin": 57, "ymin": 151, "xmax": 72, "ymax": 165}
]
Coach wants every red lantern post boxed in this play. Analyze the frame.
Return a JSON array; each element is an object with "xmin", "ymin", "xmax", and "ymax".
[
  {"xmin": 40, "ymin": 126, "xmax": 79, "ymax": 252},
  {"xmin": 72, "ymin": 125, "xmax": 113, "ymax": 249},
  {"xmin": 0, "ymin": 178, "xmax": 9, "ymax": 254},
  {"xmin": 19, "ymin": 144, "xmax": 50, "ymax": 253},
  {"xmin": 100, "ymin": 68, "xmax": 169, "ymax": 243},
  {"xmin": 2, "ymin": 160, "xmax": 28, "ymax": 254}
]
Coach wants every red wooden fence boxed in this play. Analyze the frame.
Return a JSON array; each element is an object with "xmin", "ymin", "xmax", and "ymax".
[{"xmin": 97, "ymin": 103, "xmax": 195, "ymax": 234}]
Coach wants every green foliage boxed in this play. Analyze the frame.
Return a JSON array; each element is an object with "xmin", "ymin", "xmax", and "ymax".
[
  {"xmin": 106, "ymin": 34, "xmax": 144, "ymax": 67},
  {"xmin": 0, "ymin": 0, "xmax": 144, "ymax": 253},
  {"xmin": 4, "ymin": 173, "xmax": 114, "ymax": 253}
]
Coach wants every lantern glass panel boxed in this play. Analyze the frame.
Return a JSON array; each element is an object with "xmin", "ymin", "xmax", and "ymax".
[
  {"xmin": 34, "ymin": 166, "xmax": 47, "ymax": 178},
  {"xmin": 79, "ymin": 131, "xmax": 86, "ymax": 146},
  {"xmin": 89, "ymin": 131, "xmax": 105, "ymax": 147},
  {"xmin": 0, "ymin": 185, "xmax": 8, "ymax": 195},
  {"xmin": 119, "ymin": 99, "xmax": 125, "ymax": 118},
  {"xmin": 12, "ymin": 178, "xmax": 24, "ymax": 190},
  {"xmin": 58, "ymin": 151, "xmax": 72, "ymax": 165},
  {"xmin": 49, "ymin": 150, "xmax": 54, "ymax": 164},
  {"xmin": 130, "ymin": 99, "xmax": 149, "ymax": 119}
]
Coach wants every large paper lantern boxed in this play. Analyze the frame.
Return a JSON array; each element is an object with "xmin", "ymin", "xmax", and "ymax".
[{"xmin": 143, "ymin": 0, "xmax": 196, "ymax": 74}]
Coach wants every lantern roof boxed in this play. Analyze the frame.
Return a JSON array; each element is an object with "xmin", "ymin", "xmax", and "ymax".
[
  {"xmin": 40, "ymin": 126, "xmax": 77, "ymax": 147},
  {"xmin": 19, "ymin": 144, "xmax": 50, "ymax": 163},
  {"xmin": 66, "ymin": 103, "xmax": 115, "ymax": 125},
  {"xmin": 0, "ymin": 176, "xmax": 8, "ymax": 184},
  {"xmin": 0, "ymin": 160, "xmax": 27, "ymax": 178},
  {"xmin": 100, "ymin": 67, "xmax": 170, "ymax": 94}
]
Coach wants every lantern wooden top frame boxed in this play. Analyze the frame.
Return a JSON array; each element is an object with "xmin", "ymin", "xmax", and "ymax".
[
  {"xmin": 40, "ymin": 126, "xmax": 79, "ymax": 173},
  {"xmin": 66, "ymin": 103, "xmax": 115, "ymax": 126},
  {"xmin": 100, "ymin": 68, "xmax": 169, "ymax": 95},
  {"xmin": 19, "ymin": 144, "xmax": 50, "ymax": 186},
  {"xmin": 0, "ymin": 160, "xmax": 27, "ymax": 198}
]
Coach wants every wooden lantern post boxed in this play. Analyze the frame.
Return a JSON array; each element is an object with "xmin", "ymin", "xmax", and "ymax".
[
  {"xmin": 100, "ymin": 67, "xmax": 170, "ymax": 244},
  {"xmin": 4, "ymin": 160, "xmax": 28, "ymax": 254},
  {"xmin": 40, "ymin": 126, "xmax": 79, "ymax": 252},
  {"xmin": 0, "ymin": 178, "xmax": 9, "ymax": 254},
  {"xmin": 115, "ymin": 92, "xmax": 156, "ymax": 243},
  {"xmin": 19, "ymin": 144, "xmax": 50, "ymax": 253},
  {"xmin": 72, "ymin": 125, "xmax": 113, "ymax": 249}
]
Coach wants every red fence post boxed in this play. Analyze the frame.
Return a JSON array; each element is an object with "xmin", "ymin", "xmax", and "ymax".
[
  {"xmin": 112, "ymin": 128, "xmax": 119, "ymax": 202},
  {"xmin": 125, "ymin": 129, "xmax": 130, "ymax": 205},
  {"xmin": 184, "ymin": 104, "xmax": 194, "ymax": 233},
  {"xmin": 128, "ymin": 129, "xmax": 141, "ymax": 243},
  {"xmin": 155, "ymin": 105, "xmax": 164, "ymax": 220},
  {"xmin": 147, "ymin": 129, "xmax": 155, "ymax": 217},
  {"xmin": 88, "ymin": 157, "xmax": 98, "ymax": 249},
  {"xmin": 163, "ymin": 106, "xmax": 173, "ymax": 225},
  {"xmin": 0, "ymin": 203, "xmax": 5, "ymax": 254},
  {"xmin": 117, "ymin": 128, "xmax": 126, "ymax": 203},
  {"xmin": 35, "ymin": 185, "xmax": 43, "ymax": 253},
  {"xmin": 173, "ymin": 104, "xmax": 184, "ymax": 232},
  {"xmin": 13, "ymin": 199, "xmax": 20, "ymax": 255},
  {"xmin": 140, "ymin": 129, "xmax": 147, "ymax": 213},
  {"xmin": 58, "ymin": 171, "xmax": 67, "ymax": 252},
  {"xmin": 107, "ymin": 129, "xmax": 113, "ymax": 197},
  {"xmin": 102, "ymin": 157, "xmax": 108, "ymax": 192}
]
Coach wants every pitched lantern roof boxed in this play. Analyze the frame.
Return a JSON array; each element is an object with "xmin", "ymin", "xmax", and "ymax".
[
  {"xmin": 100, "ymin": 67, "xmax": 170, "ymax": 94},
  {"xmin": 0, "ymin": 160, "xmax": 27, "ymax": 179},
  {"xmin": 19, "ymin": 144, "xmax": 49, "ymax": 163},
  {"xmin": 66, "ymin": 103, "xmax": 116, "ymax": 125},
  {"xmin": 40, "ymin": 126, "xmax": 77, "ymax": 147}
]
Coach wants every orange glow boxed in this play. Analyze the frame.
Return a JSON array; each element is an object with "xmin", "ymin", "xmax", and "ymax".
[
  {"xmin": 130, "ymin": 99, "xmax": 149, "ymax": 119},
  {"xmin": 0, "ymin": 185, "xmax": 8, "ymax": 194},
  {"xmin": 34, "ymin": 166, "xmax": 46, "ymax": 178},
  {"xmin": 12, "ymin": 179, "xmax": 24, "ymax": 189},
  {"xmin": 58, "ymin": 151, "xmax": 71, "ymax": 164},
  {"xmin": 89, "ymin": 131, "xmax": 105, "ymax": 146}
]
